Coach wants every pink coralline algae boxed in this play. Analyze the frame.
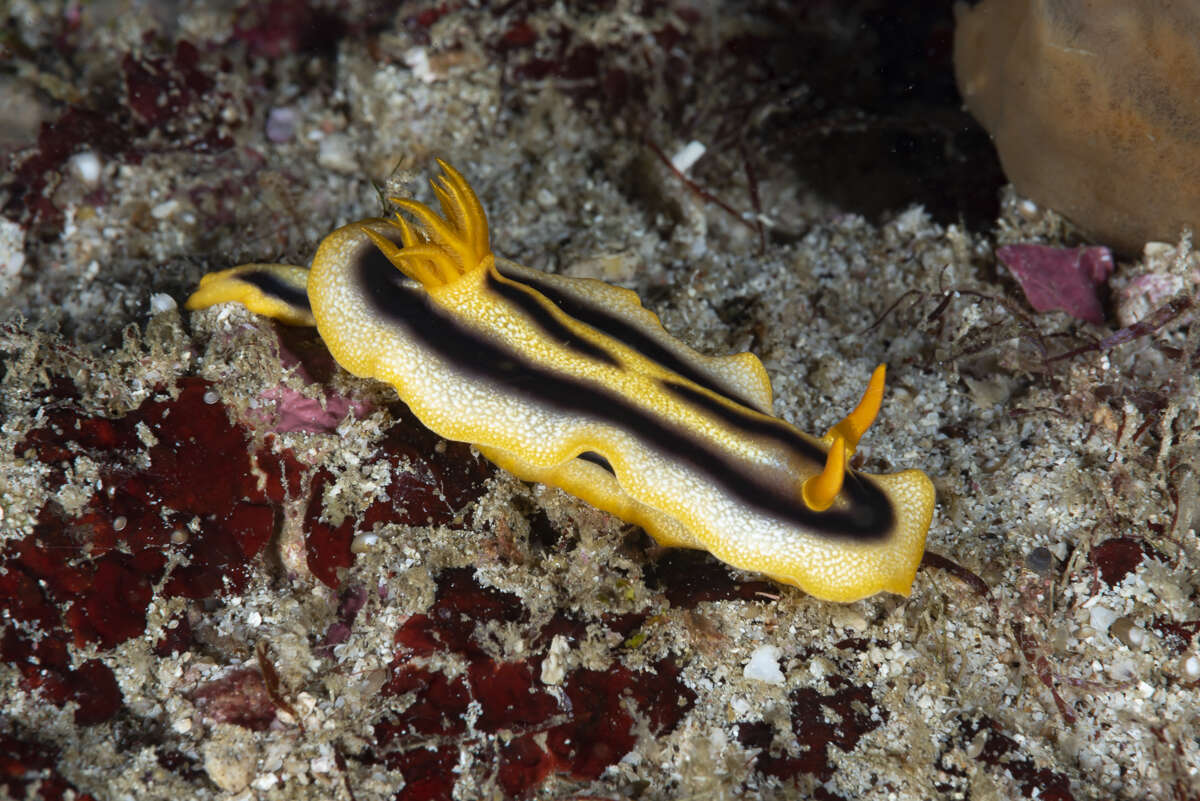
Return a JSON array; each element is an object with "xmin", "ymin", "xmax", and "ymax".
[
  {"xmin": 996, "ymin": 244, "xmax": 1113, "ymax": 324},
  {"xmin": 245, "ymin": 331, "xmax": 369, "ymax": 434}
]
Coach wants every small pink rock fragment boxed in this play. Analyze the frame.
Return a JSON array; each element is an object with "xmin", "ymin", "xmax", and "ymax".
[{"xmin": 996, "ymin": 243, "xmax": 1113, "ymax": 324}]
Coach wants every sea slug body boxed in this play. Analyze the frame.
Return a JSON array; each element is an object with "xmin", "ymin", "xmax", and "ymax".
[{"xmin": 186, "ymin": 160, "xmax": 935, "ymax": 601}]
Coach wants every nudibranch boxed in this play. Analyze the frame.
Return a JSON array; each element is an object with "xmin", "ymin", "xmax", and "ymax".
[{"xmin": 186, "ymin": 160, "xmax": 935, "ymax": 601}]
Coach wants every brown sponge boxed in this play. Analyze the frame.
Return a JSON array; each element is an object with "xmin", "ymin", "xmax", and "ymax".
[{"xmin": 954, "ymin": 0, "xmax": 1200, "ymax": 254}]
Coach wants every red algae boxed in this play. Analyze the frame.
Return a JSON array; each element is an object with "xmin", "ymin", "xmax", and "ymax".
[
  {"xmin": 304, "ymin": 407, "xmax": 492, "ymax": 588},
  {"xmin": 1, "ymin": 377, "xmax": 291, "ymax": 721},
  {"xmin": 123, "ymin": 42, "xmax": 214, "ymax": 128},
  {"xmin": 233, "ymin": 0, "xmax": 347, "ymax": 58},
  {"xmin": 303, "ymin": 468, "xmax": 356, "ymax": 587},
  {"xmin": 0, "ymin": 733, "xmax": 98, "ymax": 801},
  {"xmin": 944, "ymin": 716, "xmax": 1075, "ymax": 801},
  {"xmin": 1090, "ymin": 537, "xmax": 1156, "ymax": 588},
  {"xmin": 644, "ymin": 549, "xmax": 777, "ymax": 608},
  {"xmin": 4, "ymin": 40, "xmax": 234, "ymax": 228},
  {"xmin": 1150, "ymin": 619, "xmax": 1200, "ymax": 654},
  {"xmin": 391, "ymin": 567, "xmax": 527, "ymax": 657},
  {"xmin": 153, "ymin": 613, "xmax": 194, "ymax": 656},
  {"xmin": 1, "ymin": 107, "xmax": 127, "ymax": 228},
  {"xmin": 375, "ymin": 567, "xmax": 694, "ymax": 798},
  {"xmin": 389, "ymin": 746, "xmax": 459, "ymax": 801},
  {"xmin": 380, "ymin": 665, "xmax": 471, "ymax": 739},
  {"xmin": 738, "ymin": 673, "xmax": 885, "ymax": 785}
]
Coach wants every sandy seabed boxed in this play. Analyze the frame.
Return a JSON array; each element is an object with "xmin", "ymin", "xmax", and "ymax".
[{"xmin": 2, "ymin": 2, "xmax": 1198, "ymax": 799}]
